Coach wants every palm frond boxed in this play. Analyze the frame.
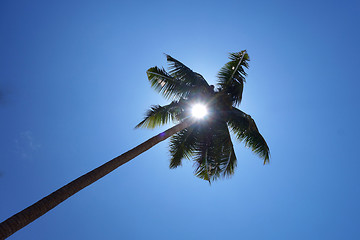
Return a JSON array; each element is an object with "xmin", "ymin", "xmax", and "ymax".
[
  {"xmin": 166, "ymin": 54, "xmax": 211, "ymax": 93},
  {"xmin": 218, "ymin": 123, "xmax": 237, "ymax": 177},
  {"xmin": 227, "ymin": 108, "xmax": 270, "ymax": 163},
  {"xmin": 192, "ymin": 123, "xmax": 216, "ymax": 182},
  {"xmin": 147, "ymin": 67, "xmax": 193, "ymax": 100},
  {"xmin": 135, "ymin": 101, "xmax": 183, "ymax": 129},
  {"xmin": 169, "ymin": 125, "xmax": 197, "ymax": 169},
  {"xmin": 217, "ymin": 50, "xmax": 249, "ymax": 105},
  {"xmin": 193, "ymin": 120, "xmax": 237, "ymax": 182}
]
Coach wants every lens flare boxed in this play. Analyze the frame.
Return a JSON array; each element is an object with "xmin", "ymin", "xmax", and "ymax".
[{"xmin": 191, "ymin": 104, "xmax": 208, "ymax": 119}]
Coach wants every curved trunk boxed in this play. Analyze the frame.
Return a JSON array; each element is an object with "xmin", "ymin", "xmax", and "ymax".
[{"xmin": 0, "ymin": 119, "xmax": 194, "ymax": 239}]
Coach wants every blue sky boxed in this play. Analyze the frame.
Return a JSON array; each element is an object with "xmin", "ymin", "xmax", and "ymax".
[{"xmin": 1, "ymin": 0, "xmax": 360, "ymax": 239}]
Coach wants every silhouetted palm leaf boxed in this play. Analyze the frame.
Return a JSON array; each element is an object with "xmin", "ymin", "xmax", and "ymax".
[
  {"xmin": 217, "ymin": 50, "xmax": 249, "ymax": 105},
  {"xmin": 227, "ymin": 108, "xmax": 270, "ymax": 163},
  {"xmin": 135, "ymin": 100, "xmax": 184, "ymax": 129},
  {"xmin": 147, "ymin": 67, "xmax": 192, "ymax": 100},
  {"xmin": 166, "ymin": 54, "xmax": 210, "ymax": 89},
  {"xmin": 193, "ymin": 120, "xmax": 236, "ymax": 181},
  {"xmin": 169, "ymin": 125, "xmax": 197, "ymax": 168}
]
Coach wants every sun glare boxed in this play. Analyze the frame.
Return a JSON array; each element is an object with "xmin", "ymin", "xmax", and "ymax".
[{"xmin": 191, "ymin": 104, "xmax": 208, "ymax": 119}]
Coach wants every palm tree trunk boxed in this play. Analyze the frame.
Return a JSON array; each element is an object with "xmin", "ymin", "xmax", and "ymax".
[{"xmin": 0, "ymin": 119, "xmax": 194, "ymax": 239}]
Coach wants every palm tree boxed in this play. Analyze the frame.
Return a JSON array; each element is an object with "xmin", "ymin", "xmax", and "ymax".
[{"xmin": 0, "ymin": 50, "xmax": 269, "ymax": 239}]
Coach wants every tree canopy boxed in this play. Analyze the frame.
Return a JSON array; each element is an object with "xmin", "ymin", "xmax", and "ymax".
[{"xmin": 137, "ymin": 51, "xmax": 270, "ymax": 182}]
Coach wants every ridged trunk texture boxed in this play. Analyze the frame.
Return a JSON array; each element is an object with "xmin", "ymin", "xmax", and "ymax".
[{"xmin": 0, "ymin": 119, "xmax": 193, "ymax": 239}]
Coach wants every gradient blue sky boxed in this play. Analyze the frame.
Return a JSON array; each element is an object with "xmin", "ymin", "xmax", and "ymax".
[{"xmin": 1, "ymin": 0, "xmax": 360, "ymax": 239}]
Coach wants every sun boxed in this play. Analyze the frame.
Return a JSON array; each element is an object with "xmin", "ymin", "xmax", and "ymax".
[{"xmin": 191, "ymin": 103, "xmax": 208, "ymax": 119}]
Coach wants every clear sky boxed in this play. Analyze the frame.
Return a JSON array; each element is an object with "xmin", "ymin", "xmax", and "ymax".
[{"xmin": 1, "ymin": 0, "xmax": 359, "ymax": 239}]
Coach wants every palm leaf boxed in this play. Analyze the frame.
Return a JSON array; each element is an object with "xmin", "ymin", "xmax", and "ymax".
[
  {"xmin": 194, "ymin": 143, "xmax": 212, "ymax": 182},
  {"xmin": 193, "ymin": 120, "xmax": 237, "ymax": 182},
  {"xmin": 227, "ymin": 108, "xmax": 270, "ymax": 163},
  {"xmin": 169, "ymin": 125, "xmax": 197, "ymax": 168},
  {"xmin": 147, "ymin": 67, "xmax": 193, "ymax": 100},
  {"xmin": 192, "ymin": 123, "xmax": 215, "ymax": 182},
  {"xmin": 135, "ymin": 101, "xmax": 183, "ymax": 129},
  {"xmin": 217, "ymin": 122, "xmax": 237, "ymax": 177},
  {"xmin": 217, "ymin": 50, "xmax": 249, "ymax": 105},
  {"xmin": 166, "ymin": 54, "xmax": 211, "ymax": 94}
]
